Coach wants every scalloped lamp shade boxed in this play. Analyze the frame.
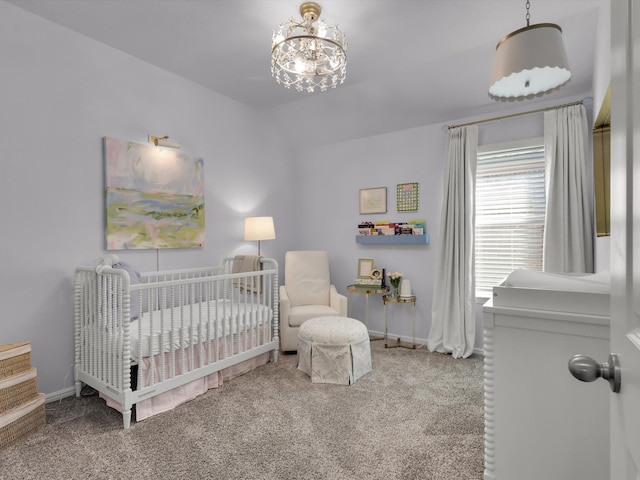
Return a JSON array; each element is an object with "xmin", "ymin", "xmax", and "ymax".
[{"xmin": 489, "ymin": 23, "xmax": 571, "ymax": 101}]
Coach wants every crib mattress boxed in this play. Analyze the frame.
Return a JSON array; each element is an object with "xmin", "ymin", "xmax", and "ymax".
[
  {"xmin": 88, "ymin": 299, "xmax": 273, "ymax": 360},
  {"xmin": 492, "ymin": 269, "xmax": 610, "ymax": 317}
]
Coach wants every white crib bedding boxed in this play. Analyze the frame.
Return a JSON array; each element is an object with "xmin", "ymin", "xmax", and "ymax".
[
  {"xmin": 129, "ymin": 299, "xmax": 272, "ymax": 360},
  {"xmin": 505, "ymin": 269, "xmax": 611, "ymax": 293}
]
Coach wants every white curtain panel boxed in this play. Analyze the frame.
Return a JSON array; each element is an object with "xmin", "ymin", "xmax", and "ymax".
[
  {"xmin": 427, "ymin": 125, "xmax": 477, "ymax": 359},
  {"xmin": 543, "ymin": 104, "xmax": 594, "ymax": 273}
]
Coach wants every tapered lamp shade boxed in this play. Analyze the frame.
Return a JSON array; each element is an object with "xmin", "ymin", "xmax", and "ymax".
[
  {"xmin": 489, "ymin": 23, "xmax": 571, "ymax": 101},
  {"xmin": 244, "ymin": 216, "xmax": 275, "ymax": 254}
]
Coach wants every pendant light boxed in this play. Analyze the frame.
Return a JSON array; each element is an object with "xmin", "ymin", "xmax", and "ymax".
[{"xmin": 489, "ymin": 0, "xmax": 571, "ymax": 101}]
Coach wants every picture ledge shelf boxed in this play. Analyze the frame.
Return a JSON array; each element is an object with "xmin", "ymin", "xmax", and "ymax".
[{"xmin": 356, "ymin": 234, "xmax": 429, "ymax": 245}]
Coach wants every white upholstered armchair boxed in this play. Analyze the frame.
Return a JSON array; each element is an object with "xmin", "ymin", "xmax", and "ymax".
[{"xmin": 279, "ymin": 250, "xmax": 348, "ymax": 352}]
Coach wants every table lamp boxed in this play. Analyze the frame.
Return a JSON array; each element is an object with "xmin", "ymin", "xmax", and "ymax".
[{"xmin": 244, "ymin": 216, "xmax": 276, "ymax": 255}]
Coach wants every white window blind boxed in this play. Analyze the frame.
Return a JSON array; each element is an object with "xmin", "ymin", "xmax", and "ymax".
[{"xmin": 476, "ymin": 141, "xmax": 546, "ymax": 294}]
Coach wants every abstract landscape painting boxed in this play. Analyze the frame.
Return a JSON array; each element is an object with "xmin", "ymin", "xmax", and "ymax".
[{"xmin": 105, "ymin": 137, "xmax": 204, "ymax": 250}]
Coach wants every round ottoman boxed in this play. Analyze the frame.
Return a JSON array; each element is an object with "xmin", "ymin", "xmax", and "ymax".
[{"xmin": 297, "ymin": 316, "xmax": 372, "ymax": 385}]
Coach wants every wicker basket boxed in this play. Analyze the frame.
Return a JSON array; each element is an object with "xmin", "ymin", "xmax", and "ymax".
[
  {"xmin": 0, "ymin": 369, "xmax": 38, "ymax": 415},
  {"xmin": 0, "ymin": 394, "xmax": 46, "ymax": 450},
  {"xmin": 0, "ymin": 343, "xmax": 32, "ymax": 380}
]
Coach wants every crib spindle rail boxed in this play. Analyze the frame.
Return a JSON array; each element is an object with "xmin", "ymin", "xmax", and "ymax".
[{"xmin": 74, "ymin": 258, "xmax": 278, "ymax": 428}]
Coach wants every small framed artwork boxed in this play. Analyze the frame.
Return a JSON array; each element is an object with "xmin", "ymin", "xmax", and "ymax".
[
  {"xmin": 357, "ymin": 258, "xmax": 375, "ymax": 279},
  {"xmin": 359, "ymin": 187, "xmax": 387, "ymax": 214},
  {"xmin": 370, "ymin": 268, "xmax": 382, "ymax": 280},
  {"xmin": 397, "ymin": 182, "xmax": 419, "ymax": 212}
]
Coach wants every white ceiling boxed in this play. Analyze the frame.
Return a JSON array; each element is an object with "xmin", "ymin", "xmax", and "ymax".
[{"xmin": 8, "ymin": 0, "xmax": 608, "ymax": 146}]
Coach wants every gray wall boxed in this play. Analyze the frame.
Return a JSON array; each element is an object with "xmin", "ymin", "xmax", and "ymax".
[
  {"xmin": 0, "ymin": 1, "xmax": 605, "ymax": 397},
  {"xmin": 291, "ymin": 125, "xmax": 444, "ymax": 343},
  {"xmin": 291, "ymin": 101, "xmax": 596, "ymax": 351},
  {"xmin": 0, "ymin": 2, "xmax": 293, "ymax": 396}
]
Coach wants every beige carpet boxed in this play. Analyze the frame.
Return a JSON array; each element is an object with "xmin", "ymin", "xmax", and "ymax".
[{"xmin": 0, "ymin": 342, "xmax": 484, "ymax": 480}]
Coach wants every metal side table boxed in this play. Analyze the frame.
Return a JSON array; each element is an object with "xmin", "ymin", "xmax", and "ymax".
[
  {"xmin": 383, "ymin": 294, "xmax": 417, "ymax": 349},
  {"xmin": 346, "ymin": 284, "xmax": 390, "ymax": 339}
]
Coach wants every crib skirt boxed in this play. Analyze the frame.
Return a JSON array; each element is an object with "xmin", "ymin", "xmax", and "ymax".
[{"xmin": 102, "ymin": 325, "xmax": 271, "ymax": 421}]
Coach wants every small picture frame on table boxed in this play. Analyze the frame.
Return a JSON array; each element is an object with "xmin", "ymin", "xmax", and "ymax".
[
  {"xmin": 359, "ymin": 187, "xmax": 387, "ymax": 214},
  {"xmin": 357, "ymin": 258, "xmax": 375, "ymax": 279}
]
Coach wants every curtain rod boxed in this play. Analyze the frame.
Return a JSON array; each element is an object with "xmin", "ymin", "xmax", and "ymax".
[{"xmin": 447, "ymin": 97, "xmax": 592, "ymax": 130}]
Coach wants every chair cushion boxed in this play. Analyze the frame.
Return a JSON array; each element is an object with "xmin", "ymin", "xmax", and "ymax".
[
  {"xmin": 288, "ymin": 305, "xmax": 340, "ymax": 327},
  {"xmin": 298, "ymin": 316, "xmax": 369, "ymax": 344},
  {"xmin": 284, "ymin": 251, "xmax": 331, "ymax": 307}
]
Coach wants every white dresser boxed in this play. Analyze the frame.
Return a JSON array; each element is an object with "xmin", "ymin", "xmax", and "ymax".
[{"xmin": 482, "ymin": 281, "xmax": 610, "ymax": 480}]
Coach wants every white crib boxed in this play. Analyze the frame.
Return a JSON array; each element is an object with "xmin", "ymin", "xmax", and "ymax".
[{"xmin": 74, "ymin": 257, "xmax": 279, "ymax": 429}]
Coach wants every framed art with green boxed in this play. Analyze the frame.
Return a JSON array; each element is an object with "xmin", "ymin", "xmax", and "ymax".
[
  {"xmin": 397, "ymin": 182, "xmax": 419, "ymax": 212},
  {"xmin": 104, "ymin": 137, "xmax": 205, "ymax": 250}
]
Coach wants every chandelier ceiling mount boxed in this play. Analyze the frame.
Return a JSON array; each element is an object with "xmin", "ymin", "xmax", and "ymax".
[{"xmin": 271, "ymin": 2, "xmax": 347, "ymax": 93}]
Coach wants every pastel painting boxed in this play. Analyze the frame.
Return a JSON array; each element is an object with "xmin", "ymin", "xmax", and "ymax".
[{"xmin": 105, "ymin": 137, "xmax": 204, "ymax": 250}]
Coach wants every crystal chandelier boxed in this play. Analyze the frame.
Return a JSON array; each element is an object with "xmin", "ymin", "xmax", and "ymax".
[
  {"xmin": 271, "ymin": 2, "xmax": 347, "ymax": 93},
  {"xmin": 489, "ymin": 0, "xmax": 570, "ymax": 101}
]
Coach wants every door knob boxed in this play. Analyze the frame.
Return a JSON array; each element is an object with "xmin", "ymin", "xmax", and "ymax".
[{"xmin": 568, "ymin": 354, "xmax": 621, "ymax": 393}]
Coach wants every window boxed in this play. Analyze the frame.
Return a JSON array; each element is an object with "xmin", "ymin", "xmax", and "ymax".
[{"xmin": 475, "ymin": 138, "xmax": 545, "ymax": 296}]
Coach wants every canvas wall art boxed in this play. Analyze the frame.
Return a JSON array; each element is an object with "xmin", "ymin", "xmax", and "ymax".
[{"xmin": 104, "ymin": 137, "xmax": 204, "ymax": 250}]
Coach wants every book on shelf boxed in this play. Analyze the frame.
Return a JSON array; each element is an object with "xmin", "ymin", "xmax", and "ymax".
[
  {"xmin": 356, "ymin": 219, "xmax": 427, "ymax": 236},
  {"xmin": 409, "ymin": 219, "xmax": 426, "ymax": 232}
]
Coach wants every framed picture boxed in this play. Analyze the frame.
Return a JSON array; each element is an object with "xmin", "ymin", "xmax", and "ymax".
[
  {"xmin": 397, "ymin": 182, "xmax": 419, "ymax": 212},
  {"xmin": 359, "ymin": 187, "xmax": 387, "ymax": 214},
  {"xmin": 357, "ymin": 258, "xmax": 375, "ymax": 279}
]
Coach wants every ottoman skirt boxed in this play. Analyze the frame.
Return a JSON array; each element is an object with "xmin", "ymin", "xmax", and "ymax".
[{"xmin": 297, "ymin": 316, "xmax": 372, "ymax": 385}]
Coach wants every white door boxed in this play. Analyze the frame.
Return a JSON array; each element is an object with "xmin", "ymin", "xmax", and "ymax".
[{"xmin": 610, "ymin": 0, "xmax": 640, "ymax": 477}]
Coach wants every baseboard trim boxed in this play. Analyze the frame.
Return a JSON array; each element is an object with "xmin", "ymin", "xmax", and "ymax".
[
  {"xmin": 45, "ymin": 386, "xmax": 75, "ymax": 403},
  {"xmin": 369, "ymin": 330, "xmax": 484, "ymax": 357},
  {"xmin": 369, "ymin": 330, "xmax": 426, "ymax": 348},
  {"xmin": 42, "ymin": 342, "xmax": 485, "ymax": 402}
]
